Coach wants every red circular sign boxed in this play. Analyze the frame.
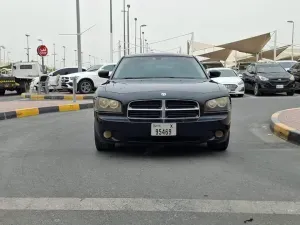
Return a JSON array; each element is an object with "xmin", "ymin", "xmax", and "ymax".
[{"xmin": 37, "ymin": 45, "xmax": 48, "ymax": 57}]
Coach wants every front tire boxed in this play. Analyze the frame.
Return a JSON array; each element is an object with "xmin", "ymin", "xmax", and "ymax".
[
  {"xmin": 94, "ymin": 124, "xmax": 115, "ymax": 152},
  {"xmin": 287, "ymin": 91, "xmax": 295, "ymax": 96},
  {"xmin": 254, "ymin": 83, "xmax": 262, "ymax": 96},
  {"xmin": 78, "ymin": 79, "xmax": 93, "ymax": 94},
  {"xmin": 207, "ymin": 131, "xmax": 230, "ymax": 151}
]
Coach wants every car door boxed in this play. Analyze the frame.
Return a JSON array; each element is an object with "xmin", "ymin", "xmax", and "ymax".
[
  {"xmin": 248, "ymin": 65, "xmax": 257, "ymax": 90},
  {"xmin": 243, "ymin": 65, "xmax": 253, "ymax": 90},
  {"xmin": 48, "ymin": 69, "xmax": 65, "ymax": 87}
]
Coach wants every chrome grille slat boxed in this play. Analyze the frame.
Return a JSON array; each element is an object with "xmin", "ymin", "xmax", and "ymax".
[{"xmin": 127, "ymin": 99, "xmax": 200, "ymax": 121}]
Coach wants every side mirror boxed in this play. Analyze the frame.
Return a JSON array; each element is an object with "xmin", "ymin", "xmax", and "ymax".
[
  {"xmin": 209, "ymin": 70, "xmax": 221, "ymax": 78},
  {"xmin": 98, "ymin": 70, "xmax": 110, "ymax": 78}
]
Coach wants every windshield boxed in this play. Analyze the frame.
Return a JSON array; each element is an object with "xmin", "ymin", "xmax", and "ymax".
[
  {"xmin": 239, "ymin": 64, "xmax": 251, "ymax": 70},
  {"xmin": 217, "ymin": 69, "xmax": 238, "ymax": 77},
  {"xmin": 203, "ymin": 63, "xmax": 223, "ymax": 69},
  {"xmin": 87, "ymin": 65, "xmax": 102, "ymax": 72},
  {"xmin": 278, "ymin": 61, "xmax": 296, "ymax": 69},
  {"xmin": 257, "ymin": 64, "xmax": 286, "ymax": 73},
  {"xmin": 112, "ymin": 56, "xmax": 208, "ymax": 79}
]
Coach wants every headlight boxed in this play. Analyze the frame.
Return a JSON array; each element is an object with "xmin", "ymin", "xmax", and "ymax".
[
  {"xmin": 94, "ymin": 97, "xmax": 122, "ymax": 113},
  {"xmin": 205, "ymin": 97, "xmax": 230, "ymax": 112},
  {"xmin": 258, "ymin": 75, "xmax": 269, "ymax": 81},
  {"xmin": 290, "ymin": 75, "xmax": 295, "ymax": 81},
  {"xmin": 238, "ymin": 81, "xmax": 244, "ymax": 85}
]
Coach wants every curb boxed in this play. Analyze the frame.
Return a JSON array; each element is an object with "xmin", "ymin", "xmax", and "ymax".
[
  {"xmin": 21, "ymin": 93, "xmax": 94, "ymax": 100},
  {"xmin": 270, "ymin": 109, "xmax": 300, "ymax": 145},
  {"xmin": 0, "ymin": 102, "xmax": 93, "ymax": 121}
]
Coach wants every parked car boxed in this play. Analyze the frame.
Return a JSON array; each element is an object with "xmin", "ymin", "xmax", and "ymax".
[
  {"xmin": 31, "ymin": 67, "xmax": 86, "ymax": 92},
  {"xmin": 276, "ymin": 60, "xmax": 297, "ymax": 71},
  {"xmin": 242, "ymin": 62, "xmax": 296, "ymax": 96},
  {"xmin": 201, "ymin": 61, "xmax": 224, "ymax": 69},
  {"xmin": 94, "ymin": 53, "xmax": 231, "ymax": 152},
  {"xmin": 287, "ymin": 61, "xmax": 300, "ymax": 91},
  {"xmin": 207, "ymin": 68, "xmax": 245, "ymax": 97},
  {"xmin": 61, "ymin": 63, "xmax": 116, "ymax": 94}
]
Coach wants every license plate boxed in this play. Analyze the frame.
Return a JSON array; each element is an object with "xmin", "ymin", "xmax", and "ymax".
[
  {"xmin": 151, "ymin": 123, "xmax": 176, "ymax": 136},
  {"xmin": 276, "ymin": 85, "xmax": 284, "ymax": 89}
]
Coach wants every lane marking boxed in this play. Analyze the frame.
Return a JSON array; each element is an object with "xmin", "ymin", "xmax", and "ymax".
[{"xmin": 1, "ymin": 198, "xmax": 300, "ymax": 214}]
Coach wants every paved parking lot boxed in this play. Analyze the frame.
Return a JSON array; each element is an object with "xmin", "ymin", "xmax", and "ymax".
[{"xmin": 0, "ymin": 95, "xmax": 300, "ymax": 224}]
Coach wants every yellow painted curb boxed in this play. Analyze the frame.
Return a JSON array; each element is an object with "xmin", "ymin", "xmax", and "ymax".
[
  {"xmin": 16, "ymin": 108, "xmax": 39, "ymax": 118},
  {"xmin": 58, "ymin": 104, "xmax": 80, "ymax": 112}
]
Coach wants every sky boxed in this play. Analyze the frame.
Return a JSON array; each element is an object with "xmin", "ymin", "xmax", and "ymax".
[{"xmin": 0, "ymin": 0, "xmax": 299, "ymax": 68}]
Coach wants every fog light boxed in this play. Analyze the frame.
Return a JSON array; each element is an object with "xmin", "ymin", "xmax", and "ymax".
[
  {"xmin": 215, "ymin": 130, "xmax": 224, "ymax": 138},
  {"xmin": 103, "ymin": 131, "xmax": 112, "ymax": 139}
]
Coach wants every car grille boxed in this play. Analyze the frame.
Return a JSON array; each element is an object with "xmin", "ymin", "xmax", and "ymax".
[
  {"xmin": 127, "ymin": 100, "xmax": 200, "ymax": 121},
  {"xmin": 269, "ymin": 78, "xmax": 289, "ymax": 86},
  {"xmin": 224, "ymin": 84, "xmax": 237, "ymax": 91}
]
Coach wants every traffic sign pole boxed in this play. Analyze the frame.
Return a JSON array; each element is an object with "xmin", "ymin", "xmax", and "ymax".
[{"xmin": 37, "ymin": 45, "xmax": 48, "ymax": 94}]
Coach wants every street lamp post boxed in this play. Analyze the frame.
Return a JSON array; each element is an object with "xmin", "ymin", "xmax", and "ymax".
[
  {"xmin": 139, "ymin": 24, "xmax": 146, "ymax": 53},
  {"xmin": 109, "ymin": 0, "xmax": 113, "ymax": 62},
  {"xmin": 142, "ymin": 32, "xmax": 145, "ymax": 53},
  {"xmin": 134, "ymin": 18, "xmax": 137, "ymax": 54},
  {"xmin": 123, "ymin": 0, "xmax": 126, "ymax": 56},
  {"xmin": 76, "ymin": 0, "xmax": 83, "ymax": 73},
  {"xmin": 127, "ymin": 4, "xmax": 130, "ymax": 55},
  {"xmin": 63, "ymin": 46, "xmax": 66, "ymax": 67},
  {"xmin": 25, "ymin": 34, "xmax": 30, "ymax": 62},
  {"xmin": 287, "ymin": 20, "xmax": 295, "ymax": 60},
  {"xmin": 74, "ymin": 50, "xmax": 77, "ymax": 66}
]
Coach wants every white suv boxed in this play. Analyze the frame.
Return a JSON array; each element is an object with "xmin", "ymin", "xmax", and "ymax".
[{"xmin": 61, "ymin": 63, "xmax": 116, "ymax": 94}]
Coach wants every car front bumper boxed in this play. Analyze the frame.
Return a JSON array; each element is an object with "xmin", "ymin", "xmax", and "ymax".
[
  {"xmin": 224, "ymin": 84, "xmax": 245, "ymax": 95},
  {"xmin": 94, "ymin": 113, "xmax": 231, "ymax": 145},
  {"xmin": 257, "ymin": 80, "xmax": 296, "ymax": 93}
]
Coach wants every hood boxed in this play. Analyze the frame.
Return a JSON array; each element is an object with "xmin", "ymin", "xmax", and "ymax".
[
  {"xmin": 211, "ymin": 77, "xmax": 242, "ymax": 84},
  {"xmin": 257, "ymin": 72, "xmax": 290, "ymax": 79},
  {"xmin": 103, "ymin": 79, "xmax": 220, "ymax": 94}
]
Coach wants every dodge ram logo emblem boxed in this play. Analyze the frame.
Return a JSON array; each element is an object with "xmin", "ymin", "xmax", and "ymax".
[{"xmin": 161, "ymin": 93, "xmax": 166, "ymax": 96}]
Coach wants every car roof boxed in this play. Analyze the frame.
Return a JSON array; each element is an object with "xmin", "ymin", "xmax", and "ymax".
[
  {"xmin": 124, "ymin": 53, "xmax": 193, "ymax": 58},
  {"xmin": 276, "ymin": 60, "xmax": 297, "ymax": 63},
  {"xmin": 253, "ymin": 62, "xmax": 279, "ymax": 65}
]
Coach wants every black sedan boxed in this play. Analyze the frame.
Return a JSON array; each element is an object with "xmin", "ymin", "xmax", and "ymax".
[
  {"xmin": 93, "ymin": 53, "xmax": 231, "ymax": 151},
  {"xmin": 242, "ymin": 62, "xmax": 296, "ymax": 96}
]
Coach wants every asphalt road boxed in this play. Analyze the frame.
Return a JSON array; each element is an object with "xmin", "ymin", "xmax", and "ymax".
[
  {"xmin": 0, "ymin": 91, "xmax": 21, "ymax": 102},
  {"xmin": 0, "ymin": 95, "xmax": 300, "ymax": 224}
]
